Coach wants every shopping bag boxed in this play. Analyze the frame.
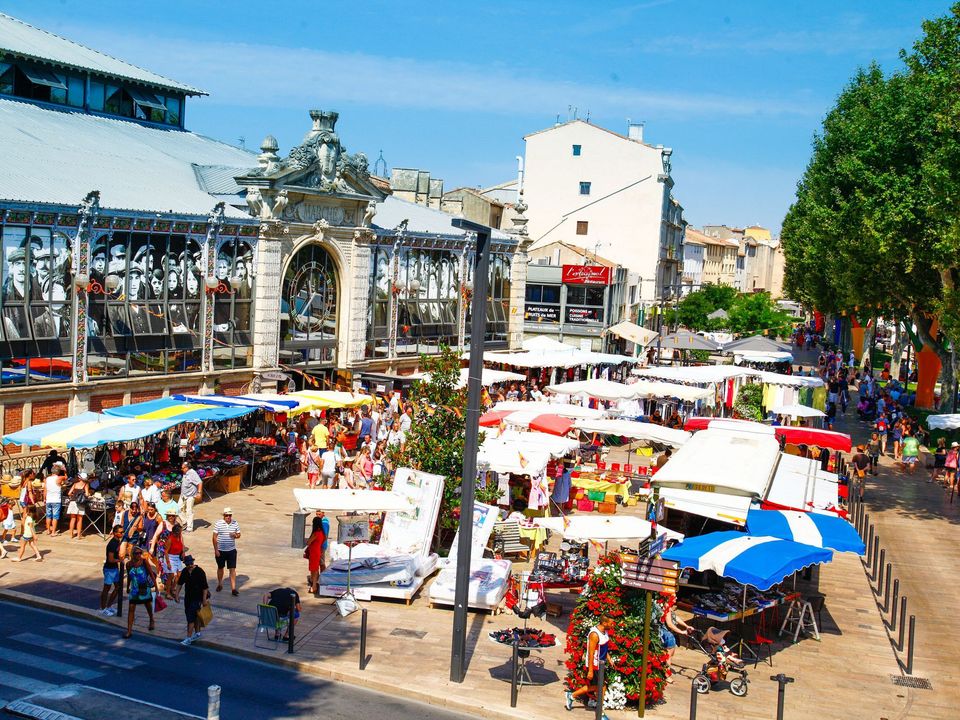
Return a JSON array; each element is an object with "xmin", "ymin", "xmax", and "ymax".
[
  {"xmin": 154, "ymin": 593, "xmax": 167, "ymax": 613},
  {"xmin": 196, "ymin": 603, "xmax": 213, "ymax": 628}
]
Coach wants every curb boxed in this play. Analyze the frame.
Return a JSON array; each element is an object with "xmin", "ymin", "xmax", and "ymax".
[{"xmin": 0, "ymin": 588, "xmax": 536, "ymax": 720}]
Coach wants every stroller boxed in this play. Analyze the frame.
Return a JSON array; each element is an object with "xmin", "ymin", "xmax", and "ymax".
[{"xmin": 689, "ymin": 628, "xmax": 749, "ymax": 697}]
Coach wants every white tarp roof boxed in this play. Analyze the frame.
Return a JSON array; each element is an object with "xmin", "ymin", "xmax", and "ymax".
[
  {"xmin": 492, "ymin": 429, "xmax": 580, "ymax": 456},
  {"xmin": 771, "ymin": 404, "xmax": 825, "ymax": 418},
  {"xmin": 545, "ymin": 379, "xmax": 639, "ymax": 400},
  {"xmin": 492, "ymin": 400, "xmax": 604, "ymax": 419},
  {"xmin": 629, "ymin": 380, "xmax": 715, "ymax": 402},
  {"xmin": 573, "ymin": 418, "xmax": 691, "ymax": 447},
  {"xmin": 764, "ymin": 454, "xmax": 841, "ymax": 514},
  {"xmin": 522, "ymin": 336, "xmax": 577, "ymax": 353},
  {"xmin": 477, "ymin": 444, "xmax": 550, "ymax": 475},
  {"xmin": 927, "ymin": 414, "xmax": 960, "ymax": 430},
  {"xmin": 735, "ymin": 351, "xmax": 793, "ymax": 363},
  {"xmin": 631, "ymin": 365, "xmax": 752, "ymax": 385},
  {"xmin": 483, "ymin": 348, "xmax": 640, "ymax": 368},
  {"xmin": 752, "ymin": 370, "xmax": 824, "ymax": 388},
  {"xmin": 293, "ymin": 488, "xmax": 413, "ymax": 512},
  {"xmin": 606, "ymin": 321, "xmax": 659, "ymax": 348},
  {"xmin": 534, "ymin": 515, "xmax": 683, "ymax": 543},
  {"xmin": 653, "ymin": 425, "xmax": 781, "ymax": 496},
  {"xmin": 418, "ymin": 368, "xmax": 525, "ymax": 388},
  {"xmin": 660, "ymin": 487, "xmax": 753, "ymax": 526}
]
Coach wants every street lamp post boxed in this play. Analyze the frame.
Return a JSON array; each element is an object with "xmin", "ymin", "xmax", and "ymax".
[{"xmin": 449, "ymin": 218, "xmax": 492, "ymax": 683}]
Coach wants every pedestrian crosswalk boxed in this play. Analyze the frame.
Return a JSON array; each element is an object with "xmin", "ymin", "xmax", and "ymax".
[{"xmin": 0, "ymin": 618, "xmax": 186, "ymax": 707}]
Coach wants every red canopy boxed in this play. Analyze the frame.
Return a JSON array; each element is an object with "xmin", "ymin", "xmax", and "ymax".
[
  {"xmin": 775, "ymin": 427, "xmax": 852, "ymax": 453},
  {"xmin": 683, "ymin": 417, "xmax": 852, "ymax": 452},
  {"xmin": 479, "ymin": 410, "xmax": 512, "ymax": 428},
  {"xmin": 529, "ymin": 414, "xmax": 574, "ymax": 436}
]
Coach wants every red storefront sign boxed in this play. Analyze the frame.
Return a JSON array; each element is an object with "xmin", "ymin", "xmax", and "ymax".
[{"xmin": 562, "ymin": 264, "xmax": 611, "ymax": 285}]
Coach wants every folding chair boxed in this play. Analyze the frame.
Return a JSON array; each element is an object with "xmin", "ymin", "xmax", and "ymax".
[
  {"xmin": 254, "ymin": 604, "xmax": 289, "ymax": 649},
  {"xmin": 490, "ymin": 520, "xmax": 530, "ymax": 560},
  {"xmin": 597, "ymin": 461, "xmax": 607, "ymax": 471}
]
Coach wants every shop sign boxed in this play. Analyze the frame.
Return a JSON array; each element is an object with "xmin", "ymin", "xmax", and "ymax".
[
  {"xmin": 562, "ymin": 264, "xmax": 611, "ymax": 285},
  {"xmin": 525, "ymin": 304, "xmax": 560, "ymax": 323},
  {"xmin": 566, "ymin": 306, "xmax": 602, "ymax": 324},
  {"xmin": 621, "ymin": 558, "xmax": 679, "ymax": 594}
]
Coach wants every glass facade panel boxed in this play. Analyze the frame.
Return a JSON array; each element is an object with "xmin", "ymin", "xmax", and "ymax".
[{"xmin": 281, "ymin": 243, "xmax": 338, "ymax": 367}]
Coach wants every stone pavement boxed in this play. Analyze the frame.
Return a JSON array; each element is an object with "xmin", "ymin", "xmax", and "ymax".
[
  {"xmin": 835, "ymin": 401, "xmax": 960, "ymax": 720},
  {"xmin": 0, "ymin": 456, "xmax": 922, "ymax": 720}
]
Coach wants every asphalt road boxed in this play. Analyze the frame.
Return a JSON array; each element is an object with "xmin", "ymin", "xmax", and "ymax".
[{"xmin": 0, "ymin": 601, "xmax": 478, "ymax": 720}]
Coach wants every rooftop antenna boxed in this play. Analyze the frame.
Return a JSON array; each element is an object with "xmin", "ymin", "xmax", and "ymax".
[
  {"xmin": 373, "ymin": 149, "xmax": 387, "ymax": 177},
  {"xmin": 573, "ymin": 106, "xmax": 578, "ymax": 120},
  {"xmin": 238, "ymin": 136, "xmax": 246, "ymax": 150},
  {"xmin": 585, "ymin": 109, "xmax": 590, "ymax": 122},
  {"xmin": 555, "ymin": 113, "xmax": 561, "ymax": 126},
  {"xmin": 567, "ymin": 105, "xmax": 572, "ymax": 121}
]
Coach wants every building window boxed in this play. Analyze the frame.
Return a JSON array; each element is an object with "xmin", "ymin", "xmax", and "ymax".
[
  {"xmin": 572, "ymin": 144, "xmax": 582, "ymax": 156},
  {"xmin": 524, "ymin": 284, "xmax": 561, "ymax": 324},
  {"xmin": 579, "ymin": 181, "xmax": 591, "ymax": 195},
  {"xmin": 576, "ymin": 221, "xmax": 588, "ymax": 235},
  {"xmin": 565, "ymin": 285, "xmax": 605, "ymax": 324}
]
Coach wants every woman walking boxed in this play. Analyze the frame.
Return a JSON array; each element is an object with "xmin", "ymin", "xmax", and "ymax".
[
  {"xmin": 304, "ymin": 514, "xmax": 327, "ymax": 595},
  {"xmin": 66, "ymin": 472, "xmax": 90, "ymax": 540},
  {"xmin": 123, "ymin": 547, "xmax": 157, "ymax": 638},
  {"xmin": 931, "ymin": 437, "xmax": 947, "ymax": 484},
  {"xmin": 304, "ymin": 439, "xmax": 321, "ymax": 489}
]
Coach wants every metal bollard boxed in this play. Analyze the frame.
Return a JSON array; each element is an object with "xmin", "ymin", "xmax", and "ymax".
[
  {"xmin": 897, "ymin": 597, "xmax": 907, "ymax": 651},
  {"xmin": 906, "ymin": 616, "xmax": 916, "ymax": 675},
  {"xmin": 510, "ymin": 639, "xmax": 519, "ymax": 708},
  {"xmin": 882, "ymin": 564, "xmax": 891, "ymax": 611},
  {"xmin": 688, "ymin": 676, "xmax": 698, "ymax": 720},
  {"xmin": 359, "ymin": 608, "xmax": 368, "ymax": 670},
  {"xmin": 287, "ymin": 606, "xmax": 295, "ymax": 654},
  {"xmin": 594, "ymin": 660, "xmax": 605, "ymax": 720},
  {"xmin": 116, "ymin": 559, "xmax": 124, "ymax": 618},
  {"xmin": 890, "ymin": 579, "xmax": 899, "ymax": 626},
  {"xmin": 207, "ymin": 685, "xmax": 221, "ymax": 720},
  {"xmin": 873, "ymin": 545, "xmax": 883, "ymax": 584},
  {"xmin": 770, "ymin": 673, "xmax": 795, "ymax": 720},
  {"xmin": 865, "ymin": 521, "xmax": 874, "ymax": 561}
]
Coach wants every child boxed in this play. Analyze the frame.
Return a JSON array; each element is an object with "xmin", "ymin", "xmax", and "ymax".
[
  {"xmin": 0, "ymin": 498, "xmax": 14, "ymax": 558},
  {"xmin": 13, "ymin": 511, "xmax": 42, "ymax": 562}
]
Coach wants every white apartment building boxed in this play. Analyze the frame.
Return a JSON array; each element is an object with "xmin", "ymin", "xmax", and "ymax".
[
  {"xmin": 522, "ymin": 120, "xmax": 684, "ymax": 306},
  {"xmin": 681, "ymin": 231, "xmax": 704, "ymax": 294}
]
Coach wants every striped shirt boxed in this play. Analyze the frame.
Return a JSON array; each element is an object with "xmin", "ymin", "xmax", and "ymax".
[{"xmin": 213, "ymin": 519, "xmax": 240, "ymax": 551}]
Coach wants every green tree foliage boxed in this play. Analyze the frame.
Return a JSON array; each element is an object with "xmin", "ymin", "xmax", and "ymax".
[
  {"xmin": 726, "ymin": 292, "xmax": 795, "ymax": 338},
  {"xmin": 669, "ymin": 283, "xmax": 737, "ymax": 330},
  {"xmin": 781, "ymin": 5, "xmax": 960, "ymax": 387},
  {"xmin": 734, "ymin": 383, "xmax": 764, "ymax": 421},
  {"xmin": 386, "ymin": 345, "xmax": 500, "ymax": 534}
]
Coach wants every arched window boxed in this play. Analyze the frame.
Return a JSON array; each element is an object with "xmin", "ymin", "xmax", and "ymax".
[{"xmin": 281, "ymin": 243, "xmax": 338, "ymax": 366}]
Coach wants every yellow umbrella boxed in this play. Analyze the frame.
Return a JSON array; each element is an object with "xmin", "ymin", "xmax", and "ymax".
[{"xmin": 289, "ymin": 390, "xmax": 373, "ymax": 409}]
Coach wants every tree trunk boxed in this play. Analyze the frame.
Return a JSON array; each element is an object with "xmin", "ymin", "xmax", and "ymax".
[
  {"xmin": 890, "ymin": 321, "xmax": 907, "ymax": 379},
  {"xmin": 860, "ymin": 320, "xmax": 877, "ymax": 372},
  {"xmin": 912, "ymin": 311, "xmax": 953, "ymax": 409}
]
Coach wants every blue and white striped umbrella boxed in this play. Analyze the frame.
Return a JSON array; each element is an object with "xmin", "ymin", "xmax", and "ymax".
[
  {"xmin": 661, "ymin": 531, "xmax": 833, "ymax": 590},
  {"xmin": 746, "ymin": 509, "xmax": 865, "ymax": 555}
]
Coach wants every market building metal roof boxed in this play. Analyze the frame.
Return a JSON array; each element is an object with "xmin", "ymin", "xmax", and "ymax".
[
  {"xmin": 0, "ymin": 97, "xmax": 256, "ymax": 218},
  {"xmin": 0, "ymin": 12, "xmax": 205, "ymax": 95}
]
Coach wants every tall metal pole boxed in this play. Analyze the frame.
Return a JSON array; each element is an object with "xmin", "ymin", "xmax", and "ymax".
[{"xmin": 450, "ymin": 219, "xmax": 492, "ymax": 683}]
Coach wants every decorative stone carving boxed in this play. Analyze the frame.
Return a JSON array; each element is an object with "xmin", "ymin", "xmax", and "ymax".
[
  {"xmin": 362, "ymin": 201, "xmax": 377, "ymax": 227},
  {"xmin": 313, "ymin": 218, "xmax": 330, "ymax": 240},
  {"xmin": 272, "ymin": 189, "xmax": 289, "ymax": 218},
  {"xmin": 296, "ymin": 203, "xmax": 348, "ymax": 225},
  {"xmin": 261, "ymin": 220, "xmax": 289, "ymax": 239},
  {"xmin": 245, "ymin": 187, "xmax": 263, "ymax": 218}
]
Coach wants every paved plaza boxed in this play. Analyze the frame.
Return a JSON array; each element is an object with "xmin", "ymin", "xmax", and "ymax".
[{"xmin": 2, "ymin": 429, "xmax": 953, "ymax": 720}]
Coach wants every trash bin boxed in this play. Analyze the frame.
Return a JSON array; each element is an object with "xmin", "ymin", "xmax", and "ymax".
[{"xmin": 291, "ymin": 510, "xmax": 308, "ymax": 548}]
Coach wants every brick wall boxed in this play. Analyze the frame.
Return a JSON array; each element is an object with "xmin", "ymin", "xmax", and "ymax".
[
  {"xmin": 220, "ymin": 382, "xmax": 245, "ymax": 397},
  {"xmin": 90, "ymin": 393, "xmax": 124, "ymax": 413},
  {"xmin": 32, "ymin": 399, "xmax": 68, "ymax": 424},
  {"xmin": 170, "ymin": 386, "xmax": 199, "ymax": 397},
  {"xmin": 4, "ymin": 403, "xmax": 23, "ymax": 453},
  {"xmin": 130, "ymin": 390, "xmax": 162, "ymax": 404}
]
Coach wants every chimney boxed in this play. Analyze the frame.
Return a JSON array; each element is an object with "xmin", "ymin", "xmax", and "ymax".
[{"xmin": 628, "ymin": 122, "xmax": 644, "ymax": 142}]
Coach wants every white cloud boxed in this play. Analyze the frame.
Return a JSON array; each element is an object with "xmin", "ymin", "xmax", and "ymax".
[{"xmin": 80, "ymin": 31, "xmax": 818, "ymax": 119}]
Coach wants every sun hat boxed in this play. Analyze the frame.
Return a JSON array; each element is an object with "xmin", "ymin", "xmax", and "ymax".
[
  {"xmin": 222, "ymin": 507, "xmax": 232, "ymax": 515},
  {"xmin": 952, "ymin": 442, "xmax": 958, "ymax": 448}
]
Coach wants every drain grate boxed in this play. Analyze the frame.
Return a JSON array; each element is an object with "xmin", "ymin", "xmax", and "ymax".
[
  {"xmin": 391, "ymin": 628, "xmax": 427, "ymax": 639},
  {"xmin": 890, "ymin": 675, "xmax": 933, "ymax": 690}
]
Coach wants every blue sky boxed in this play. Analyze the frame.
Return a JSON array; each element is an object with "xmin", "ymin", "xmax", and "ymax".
[{"xmin": 4, "ymin": 0, "xmax": 952, "ymax": 232}]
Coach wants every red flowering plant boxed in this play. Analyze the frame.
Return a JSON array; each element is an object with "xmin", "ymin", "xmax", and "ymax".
[{"xmin": 564, "ymin": 554, "xmax": 671, "ymax": 709}]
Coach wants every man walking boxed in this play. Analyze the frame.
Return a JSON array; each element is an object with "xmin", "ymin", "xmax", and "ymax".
[
  {"xmin": 213, "ymin": 507, "xmax": 240, "ymax": 596},
  {"xmin": 99, "ymin": 525, "xmax": 123, "ymax": 616},
  {"xmin": 178, "ymin": 555, "xmax": 210, "ymax": 645},
  {"xmin": 179, "ymin": 461, "xmax": 202, "ymax": 532}
]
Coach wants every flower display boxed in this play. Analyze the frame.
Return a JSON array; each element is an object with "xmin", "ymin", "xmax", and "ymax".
[{"xmin": 564, "ymin": 554, "xmax": 671, "ymax": 708}]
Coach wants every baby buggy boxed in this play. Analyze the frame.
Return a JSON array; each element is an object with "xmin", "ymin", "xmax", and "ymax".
[{"xmin": 690, "ymin": 628, "xmax": 749, "ymax": 697}]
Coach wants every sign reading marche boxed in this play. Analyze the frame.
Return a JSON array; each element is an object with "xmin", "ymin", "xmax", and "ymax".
[{"xmin": 621, "ymin": 557, "xmax": 679, "ymax": 595}]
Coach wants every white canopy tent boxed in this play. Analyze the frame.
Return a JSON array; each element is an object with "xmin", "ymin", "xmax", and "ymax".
[
  {"xmin": 659, "ymin": 488, "xmax": 754, "ymax": 527},
  {"xmin": 492, "ymin": 400, "xmax": 605, "ymax": 419},
  {"xmin": 293, "ymin": 488, "xmax": 413, "ymax": 512},
  {"xmin": 477, "ymin": 444, "xmax": 551, "ymax": 475},
  {"xmin": 545, "ymin": 378, "xmax": 639, "ymax": 401},
  {"xmin": 734, "ymin": 351, "xmax": 793, "ymax": 364},
  {"xmin": 491, "ymin": 429, "xmax": 580, "ymax": 456},
  {"xmin": 771, "ymin": 404, "xmax": 826, "ymax": 419},
  {"xmin": 605, "ymin": 321, "xmax": 659, "ymax": 349},
  {"xmin": 482, "ymin": 347, "xmax": 641, "ymax": 369},
  {"xmin": 418, "ymin": 367, "xmax": 526, "ymax": 388},
  {"xmin": 628, "ymin": 380, "xmax": 714, "ymax": 403},
  {"xmin": 632, "ymin": 365, "xmax": 753, "ymax": 384},
  {"xmin": 573, "ymin": 418, "xmax": 691, "ymax": 447},
  {"xmin": 927, "ymin": 414, "xmax": 960, "ymax": 431},
  {"xmin": 521, "ymin": 336, "xmax": 578, "ymax": 353},
  {"xmin": 534, "ymin": 515, "xmax": 684, "ymax": 543},
  {"xmin": 653, "ymin": 425, "xmax": 781, "ymax": 497},
  {"xmin": 764, "ymin": 453, "xmax": 842, "ymax": 515},
  {"xmin": 752, "ymin": 370, "xmax": 825, "ymax": 388}
]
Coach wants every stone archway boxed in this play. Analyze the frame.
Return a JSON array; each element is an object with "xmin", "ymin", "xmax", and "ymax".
[{"xmin": 279, "ymin": 241, "xmax": 340, "ymax": 368}]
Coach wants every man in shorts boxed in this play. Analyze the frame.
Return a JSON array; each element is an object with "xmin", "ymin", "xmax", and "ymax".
[
  {"xmin": 99, "ymin": 525, "xmax": 123, "ymax": 616},
  {"xmin": 178, "ymin": 555, "xmax": 209, "ymax": 645},
  {"xmin": 900, "ymin": 432, "xmax": 921, "ymax": 475},
  {"xmin": 263, "ymin": 586, "xmax": 301, "ymax": 640},
  {"xmin": 212, "ymin": 507, "xmax": 240, "ymax": 595}
]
